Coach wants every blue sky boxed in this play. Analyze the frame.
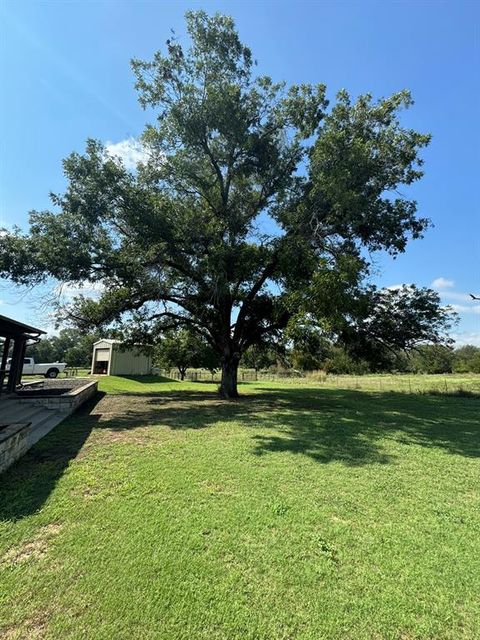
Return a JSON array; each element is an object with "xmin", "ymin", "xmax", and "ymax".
[{"xmin": 0, "ymin": 0, "xmax": 479, "ymax": 343}]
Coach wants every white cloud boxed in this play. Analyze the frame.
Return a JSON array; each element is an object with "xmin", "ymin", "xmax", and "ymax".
[
  {"xmin": 105, "ymin": 138, "xmax": 149, "ymax": 170},
  {"xmin": 449, "ymin": 304, "xmax": 480, "ymax": 315},
  {"xmin": 55, "ymin": 280, "xmax": 105, "ymax": 301},
  {"xmin": 431, "ymin": 277, "xmax": 455, "ymax": 290},
  {"xmin": 452, "ymin": 332, "xmax": 480, "ymax": 347},
  {"xmin": 439, "ymin": 291, "xmax": 472, "ymax": 303},
  {"xmin": 430, "ymin": 277, "xmax": 475, "ymax": 303}
]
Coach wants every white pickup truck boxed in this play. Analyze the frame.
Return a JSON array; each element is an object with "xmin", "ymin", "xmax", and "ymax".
[{"xmin": 7, "ymin": 357, "xmax": 67, "ymax": 378}]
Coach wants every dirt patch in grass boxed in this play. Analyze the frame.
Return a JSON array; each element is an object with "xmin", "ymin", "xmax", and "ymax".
[
  {"xmin": 90, "ymin": 392, "xmax": 270, "ymax": 420},
  {"xmin": 1, "ymin": 611, "xmax": 50, "ymax": 640},
  {"xmin": 79, "ymin": 392, "xmax": 279, "ymax": 443},
  {"xmin": 1, "ymin": 524, "xmax": 62, "ymax": 566}
]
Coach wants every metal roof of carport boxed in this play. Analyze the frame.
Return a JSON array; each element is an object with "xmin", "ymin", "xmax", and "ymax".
[
  {"xmin": 0, "ymin": 314, "xmax": 46, "ymax": 340},
  {"xmin": 0, "ymin": 315, "xmax": 46, "ymax": 397}
]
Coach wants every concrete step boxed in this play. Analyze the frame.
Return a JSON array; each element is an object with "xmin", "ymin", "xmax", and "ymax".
[
  {"xmin": 28, "ymin": 410, "xmax": 65, "ymax": 447},
  {"xmin": 0, "ymin": 402, "xmax": 51, "ymax": 424}
]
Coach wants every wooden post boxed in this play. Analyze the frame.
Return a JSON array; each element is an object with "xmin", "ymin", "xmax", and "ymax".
[
  {"xmin": 16, "ymin": 340, "xmax": 27, "ymax": 386},
  {"xmin": 0, "ymin": 337, "xmax": 11, "ymax": 395},
  {"xmin": 6, "ymin": 338, "xmax": 23, "ymax": 393}
]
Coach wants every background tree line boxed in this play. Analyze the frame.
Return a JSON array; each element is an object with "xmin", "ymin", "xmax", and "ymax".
[
  {"xmin": 27, "ymin": 326, "xmax": 480, "ymax": 375},
  {"xmin": 26, "ymin": 329, "xmax": 101, "ymax": 368},
  {"xmin": 287, "ymin": 342, "xmax": 480, "ymax": 375},
  {"xmin": 154, "ymin": 328, "xmax": 480, "ymax": 376}
]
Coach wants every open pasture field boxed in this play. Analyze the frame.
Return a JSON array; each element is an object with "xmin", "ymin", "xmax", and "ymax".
[
  {"xmin": 1, "ymin": 375, "xmax": 479, "ymax": 639},
  {"xmin": 119, "ymin": 371, "xmax": 480, "ymax": 395}
]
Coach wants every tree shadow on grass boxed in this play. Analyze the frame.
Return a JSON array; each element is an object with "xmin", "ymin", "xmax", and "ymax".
[
  {"xmin": 0, "ymin": 386, "xmax": 479, "ymax": 521},
  {"xmin": 68, "ymin": 386, "xmax": 480, "ymax": 466},
  {"xmin": 249, "ymin": 387, "xmax": 480, "ymax": 464},
  {"xmin": 0, "ymin": 392, "xmax": 106, "ymax": 521},
  {"xmin": 103, "ymin": 374, "xmax": 218, "ymax": 396},
  {"xmin": 114, "ymin": 375, "xmax": 174, "ymax": 384}
]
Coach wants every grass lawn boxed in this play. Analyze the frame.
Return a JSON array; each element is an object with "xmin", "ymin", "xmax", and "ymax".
[{"xmin": 1, "ymin": 376, "xmax": 479, "ymax": 639}]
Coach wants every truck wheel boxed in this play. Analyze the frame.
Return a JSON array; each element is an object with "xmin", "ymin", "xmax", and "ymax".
[{"xmin": 45, "ymin": 368, "xmax": 59, "ymax": 379}]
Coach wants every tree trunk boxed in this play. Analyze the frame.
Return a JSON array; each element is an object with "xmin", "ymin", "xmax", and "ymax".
[{"xmin": 220, "ymin": 355, "xmax": 239, "ymax": 398}]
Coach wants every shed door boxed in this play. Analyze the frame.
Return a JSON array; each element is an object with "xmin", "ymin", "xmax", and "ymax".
[
  {"xmin": 93, "ymin": 347, "xmax": 111, "ymax": 374},
  {"xmin": 94, "ymin": 348, "xmax": 110, "ymax": 362}
]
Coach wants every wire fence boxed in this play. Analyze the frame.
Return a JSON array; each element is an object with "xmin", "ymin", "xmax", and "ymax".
[
  {"xmin": 157, "ymin": 369, "xmax": 303, "ymax": 382},
  {"xmin": 156, "ymin": 368, "xmax": 480, "ymax": 395},
  {"xmin": 37, "ymin": 366, "xmax": 480, "ymax": 396}
]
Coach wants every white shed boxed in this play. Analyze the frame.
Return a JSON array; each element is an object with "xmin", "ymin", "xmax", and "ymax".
[{"xmin": 91, "ymin": 340, "xmax": 152, "ymax": 376}]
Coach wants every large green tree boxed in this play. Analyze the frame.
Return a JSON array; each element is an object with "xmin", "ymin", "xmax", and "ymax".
[
  {"xmin": 409, "ymin": 344, "xmax": 455, "ymax": 374},
  {"xmin": 0, "ymin": 11, "xmax": 454, "ymax": 397},
  {"xmin": 453, "ymin": 345, "xmax": 480, "ymax": 373},
  {"xmin": 156, "ymin": 328, "xmax": 218, "ymax": 380}
]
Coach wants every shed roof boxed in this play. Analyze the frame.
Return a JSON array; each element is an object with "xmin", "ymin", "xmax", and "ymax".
[{"xmin": 93, "ymin": 339, "xmax": 151, "ymax": 348}]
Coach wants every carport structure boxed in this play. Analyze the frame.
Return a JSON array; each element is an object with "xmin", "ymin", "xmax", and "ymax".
[{"xmin": 0, "ymin": 314, "xmax": 45, "ymax": 396}]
